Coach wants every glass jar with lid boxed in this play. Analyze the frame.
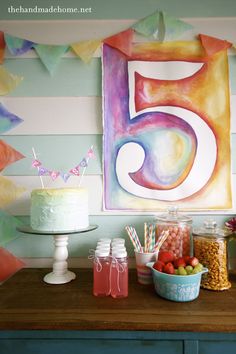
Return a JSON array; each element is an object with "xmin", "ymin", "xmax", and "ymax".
[
  {"xmin": 154, "ymin": 206, "xmax": 192, "ymax": 258},
  {"xmin": 193, "ymin": 219, "xmax": 231, "ymax": 291}
]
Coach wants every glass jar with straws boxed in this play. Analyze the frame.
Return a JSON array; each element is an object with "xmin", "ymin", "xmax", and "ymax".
[{"xmin": 154, "ymin": 206, "xmax": 193, "ymax": 258}]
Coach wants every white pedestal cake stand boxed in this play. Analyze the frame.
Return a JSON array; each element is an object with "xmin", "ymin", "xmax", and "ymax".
[{"xmin": 17, "ymin": 225, "xmax": 98, "ymax": 285}]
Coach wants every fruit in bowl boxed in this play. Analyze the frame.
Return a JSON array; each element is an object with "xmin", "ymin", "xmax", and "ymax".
[
  {"xmin": 146, "ymin": 253, "xmax": 208, "ymax": 302},
  {"xmin": 155, "ymin": 251, "xmax": 204, "ymax": 276}
]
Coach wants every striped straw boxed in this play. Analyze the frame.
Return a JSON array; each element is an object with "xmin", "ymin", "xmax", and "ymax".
[
  {"xmin": 125, "ymin": 226, "xmax": 142, "ymax": 252},
  {"xmin": 150, "ymin": 223, "xmax": 156, "ymax": 251},
  {"xmin": 146, "ymin": 223, "xmax": 153, "ymax": 252},
  {"xmin": 144, "ymin": 222, "xmax": 148, "ymax": 252},
  {"xmin": 152, "ymin": 230, "xmax": 170, "ymax": 252}
]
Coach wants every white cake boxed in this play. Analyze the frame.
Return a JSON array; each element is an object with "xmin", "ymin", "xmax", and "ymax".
[{"xmin": 30, "ymin": 188, "xmax": 89, "ymax": 232}]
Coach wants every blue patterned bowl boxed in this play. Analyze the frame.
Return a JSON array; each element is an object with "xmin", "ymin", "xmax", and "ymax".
[{"xmin": 146, "ymin": 262, "xmax": 208, "ymax": 302}]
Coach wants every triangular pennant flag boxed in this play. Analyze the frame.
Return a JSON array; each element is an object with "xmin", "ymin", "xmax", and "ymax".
[
  {"xmin": 0, "ymin": 31, "xmax": 6, "ymax": 64},
  {"xmin": 33, "ymin": 44, "xmax": 69, "ymax": 75},
  {"xmin": 0, "ymin": 247, "xmax": 25, "ymax": 284},
  {"xmin": 199, "ymin": 34, "xmax": 232, "ymax": 56},
  {"xmin": 0, "ymin": 140, "xmax": 25, "ymax": 172},
  {"xmin": 0, "ymin": 66, "xmax": 23, "ymax": 95},
  {"xmin": 4, "ymin": 33, "xmax": 34, "ymax": 55},
  {"xmin": 69, "ymin": 166, "xmax": 80, "ymax": 175},
  {"xmin": 161, "ymin": 11, "xmax": 193, "ymax": 41},
  {"xmin": 0, "ymin": 176, "xmax": 26, "ymax": 208},
  {"xmin": 103, "ymin": 28, "xmax": 134, "ymax": 56},
  {"xmin": 32, "ymin": 159, "xmax": 41, "ymax": 168},
  {"xmin": 0, "ymin": 103, "xmax": 24, "ymax": 134},
  {"xmin": 0, "ymin": 210, "xmax": 23, "ymax": 246},
  {"xmin": 49, "ymin": 170, "xmax": 60, "ymax": 181},
  {"xmin": 71, "ymin": 39, "xmax": 101, "ymax": 63},
  {"xmin": 132, "ymin": 10, "xmax": 160, "ymax": 39},
  {"xmin": 38, "ymin": 166, "xmax": 48, "ymax": 176},
  {"xmin": 87, "ymin": 147, "xmax": 95, "ymax": 159},
  {"xmin": 79, "ymin": 158, "xmax": 88, "ymax": 168},
  {"xmin": 61, "ymin": 172, "xmax": 71, "ymax": 182}
]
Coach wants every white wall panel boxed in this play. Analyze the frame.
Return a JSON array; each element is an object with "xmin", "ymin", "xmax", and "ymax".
[
  {"xmin": 1, "ymin": 97, "xmax": 103, "ymax": 134},
  {"xmin": 4, "ymin": 174, "xmax": 236, "ymax": 216}
]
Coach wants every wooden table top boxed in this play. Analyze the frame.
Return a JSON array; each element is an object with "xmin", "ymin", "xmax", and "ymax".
[{"xmin": 0, "ymin": 268, "xmax": 236, "ymax": 332}]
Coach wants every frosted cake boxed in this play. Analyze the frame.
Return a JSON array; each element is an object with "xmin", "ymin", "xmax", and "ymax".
[{"xmin": 30, "ymin": 188, "xmax": 89, "ymax": 232}]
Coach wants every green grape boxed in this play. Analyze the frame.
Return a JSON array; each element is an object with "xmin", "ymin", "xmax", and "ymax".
[
  {"xmin": 185, "ymin": 265, "xmax": 193, "ymax": 275},
  {"xmin": 178, "ymin": 266, "xmax": 187, "ymax": 275}
]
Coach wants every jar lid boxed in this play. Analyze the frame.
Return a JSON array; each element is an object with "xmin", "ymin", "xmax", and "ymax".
[
  {"xmin": 193, "ymin": 219, "xmax": 231, "ymax": 238},
  {"xmin": 154, "ymin": 205, "xmax": 192, "ymax": 224},
  {"xmin": 95, "ymin": 249, "xmax": 110, "ymax": 257},
  {"xmin": 112, "ymin": 249, "xmax": 127, "ymax": 258}
]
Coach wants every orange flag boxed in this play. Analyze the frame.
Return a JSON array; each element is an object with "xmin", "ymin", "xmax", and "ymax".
[
  {"xmin": 0, "ymin": 140, "xmax": 25, "ymax": 171},
  {"xmin": 103, "ymin": 28, "xmax": 134, "ymax": 56},
  {"xmin": 0, "ymin": 247, "xmax": 25, "ymax": 283},
  {"xmin": 0, "ymin": 31, "xmax": 6, "ymax": 64},
  {"xmin": 199, "ymin": 34, "xmax": 232, "ymax": 57}
]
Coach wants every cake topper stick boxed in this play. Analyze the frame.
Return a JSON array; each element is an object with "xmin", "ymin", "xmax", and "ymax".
[
  {"xmin": 32, "ymin": 147, "xmax": 45, "ymax": 189},
  {"xmin": 78, "ymin": 145, "xmax": 94, "ymax": 187}
]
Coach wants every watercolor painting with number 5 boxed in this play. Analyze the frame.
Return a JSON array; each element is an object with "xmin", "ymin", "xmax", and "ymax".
[{"xmin": 102, "ymin": 41, "xmax": 232, "ymax": 211}]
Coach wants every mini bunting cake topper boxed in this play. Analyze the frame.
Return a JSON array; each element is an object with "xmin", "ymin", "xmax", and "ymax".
[{"xmin": 31, "ymin": 146, "xmax": 95, "ymax": 184}]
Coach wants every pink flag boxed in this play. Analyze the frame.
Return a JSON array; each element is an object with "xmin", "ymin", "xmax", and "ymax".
[
  {"xmin": 87, "ymin": 147, "xmax": 95, "ymax": 159},
  {"xmin": 69, "ymin": 167, "xmax": 80, "ymax": 175},
  {"xmin": 32, "ymin": 159, "xmax": 41, "ymax": 167},
  {"xmin": 49, "ymin": 170, "xmax": 60, "ymax": 181}
]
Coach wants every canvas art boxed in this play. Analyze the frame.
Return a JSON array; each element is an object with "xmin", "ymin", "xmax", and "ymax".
[{"xmin": 103, "ymin": 41, "xmax": 232, "ymax": 211}]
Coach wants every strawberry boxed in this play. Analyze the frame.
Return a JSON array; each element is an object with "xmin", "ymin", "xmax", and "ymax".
[
  {"xmin": 184, "ymin": 255, "xmax": 191, "ymax": 264},
  {"xmin": 153, "ymin": 260, "xmax": 165, "ymax": 272},
  {"xmin": 173, "ymin": 257, "xmax": 186, "ymax": 268},
  {"xmin": 163, "ymin": 262, "xmax": 175, "ymax": 275},
  {"xmin": 158, "ymin": 251, "xmax": 175, "ymax": 264},
  {"xmin": 188, "ymin": 256, "xmax": 199, "ymax": 267}
]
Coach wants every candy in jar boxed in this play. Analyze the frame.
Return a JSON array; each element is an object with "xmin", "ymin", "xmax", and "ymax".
[
  {"xmin": 193, "ymin": 220, "xmax": 231, "ymax": 291},
  {"xmin": 154, "ymin": 206, "xmax": 192, "ymax": 258}
]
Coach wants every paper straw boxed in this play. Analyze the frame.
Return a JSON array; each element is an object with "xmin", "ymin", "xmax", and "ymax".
[
  {"xmin": 125, "ymin": 226, "xmax": 142, "ymax": 252},
  {"xmin": 144, "ymin": 222, "xmax": 148, "ymax": 252},
  {"xmin": 146, "ymin": 223, "xmax": 153, "ymax": 252},
  {"xmin": 150, "ymin": 224, "xmax": 156, "ymax": 251},
  {"xmin": 32, "ymin": 147, "xmax": 44, "ymax": 189},
  {"xmin": 152, "ymin": 230, "xmax": 169, "ymax": 252}
]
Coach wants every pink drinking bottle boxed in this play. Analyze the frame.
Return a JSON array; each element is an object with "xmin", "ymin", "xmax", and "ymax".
[
  {"xmin": 93, "ymin": 249, "xmax": 110, "ymax": 297},
  {"xmin": 110, "ymin": 249, "xmax": 128, "ymax": 298}
]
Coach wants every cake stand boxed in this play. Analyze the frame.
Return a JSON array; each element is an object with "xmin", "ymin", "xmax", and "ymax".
[{"xmin": 17, "ymin": 225, "xmax": 98, "ymax": 285}]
